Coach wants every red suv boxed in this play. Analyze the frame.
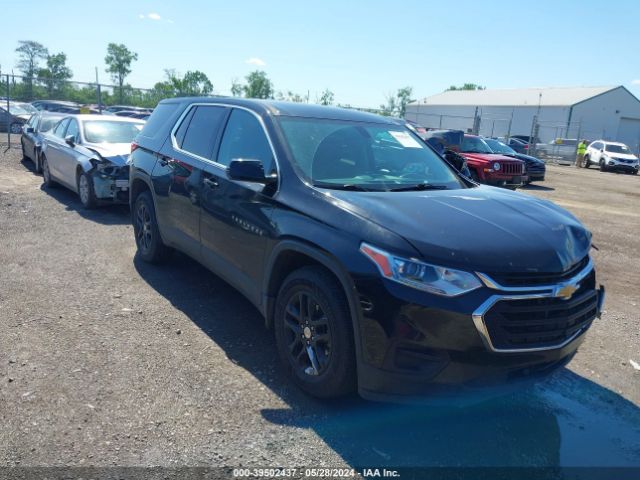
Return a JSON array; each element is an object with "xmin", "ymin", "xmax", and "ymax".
[{"xmin": 460, "ymin": 135, "xmax": 526, "ymax": 189}]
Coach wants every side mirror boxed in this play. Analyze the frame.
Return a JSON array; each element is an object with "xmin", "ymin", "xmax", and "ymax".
[
  {"xmin": 25, "ymin": 126, "xmax": 35, "ymax": 134},
  {"xmin": 227, "ymin": 159, "xmax": 276, "ymax": 184},
  {"xmin": 64, "ymin": 135, "xmax": 76, "ymax": 147}
]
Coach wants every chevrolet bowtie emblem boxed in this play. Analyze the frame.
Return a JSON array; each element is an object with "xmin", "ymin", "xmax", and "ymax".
[{"xmin": 555, "ymin": 283, "xmax": 579, "ymax": 300}]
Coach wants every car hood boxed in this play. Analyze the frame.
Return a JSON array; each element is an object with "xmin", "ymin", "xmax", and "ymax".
[
  {"xmin": 461, "ymin": 152, "xmax": 523, "ymax": 164},
  {"xmin": 329, "ymin": 187, "xmax": 591, "ymax": 274},
  {"xmin": 84, "ymin": 143, "xmax": 131, "ymax": 166},
  {"xmin": 503, "ymin": 152, "xmax": 544, "ymax": 164},
  {"xmin": 606, "ymin": 152, "xmax": 638, "ymax": 160}
]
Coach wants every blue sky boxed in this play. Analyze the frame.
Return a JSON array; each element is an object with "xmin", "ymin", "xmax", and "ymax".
[{"xmin": 1, "ymin": 0, "xmax": 638, "ymax": 106}]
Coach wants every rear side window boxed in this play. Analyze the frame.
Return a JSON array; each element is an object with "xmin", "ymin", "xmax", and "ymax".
[
  {"xmin": 139, "ymin": 103, "xmax": 179, "ymax": 138},
  {"xmin": 180, "ymin": 106, "xmax": 228, "ymax": 160},
  {"xmin": 217, "ymin": 109, "xmax": 274, "ymax": 173},
  {"xmin": 174, "ymin": 107, "xmax": 196, "ymax": 148}
]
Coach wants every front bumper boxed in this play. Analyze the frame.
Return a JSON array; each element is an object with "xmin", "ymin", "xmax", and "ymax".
[
  {"xmin": 353, "ymin": 262, "xmax": 604, "ymax": 402},
  {"xmin": 606, "ymin": 160, "xmax": 639, "ymax": 172},
  {"xmin": 92, "ymin": 165, "xmax": 130, "ymax": 204},
  {"xmin": 484, "ymin": 175, "xmax": 525, "ymax": 188}
]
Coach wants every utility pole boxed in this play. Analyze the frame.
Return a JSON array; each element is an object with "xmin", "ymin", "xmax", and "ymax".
[
  {"xmin": 5, "ymin": 74, "xmax": 10, "ymax": 149},
  {"xmin": 95, "ymin": 67, "xmax": 103, "ymax": 114}
]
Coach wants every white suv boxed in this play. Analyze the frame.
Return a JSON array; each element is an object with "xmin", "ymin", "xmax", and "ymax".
[{"xmin": 585, "ymin": 140, "xmax": 639, "ymax": 174}]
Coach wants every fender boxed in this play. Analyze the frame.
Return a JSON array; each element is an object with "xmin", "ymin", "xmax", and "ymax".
[{"xmin": 262, "ymin": 239, "xmax": 365, "ymax": 370}]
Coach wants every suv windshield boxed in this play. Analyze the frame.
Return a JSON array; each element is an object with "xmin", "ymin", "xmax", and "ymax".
[
  {"xmin": 605, "ymin": 144, "xmax": 631, "ymax": 154},
  {"xmin": 461, "ymin": 136, "xmax": 493, "ymax": 154},
  {"xmin": 83, "ymin": 120, "xmax": 144, "ymax": 143},
  {"xmin": 484, "ymin": 138, "xmax": 516, "ymax": 155},
  {"xmin": 277, "ymin": 118, "xmax": 465, "ymax": 191}
]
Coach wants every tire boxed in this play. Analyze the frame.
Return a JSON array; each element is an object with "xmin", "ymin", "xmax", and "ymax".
[
  {"xmin": 599, "ymin": 159, "xmax": 607, "ymax": 172},
  {"xmin": 274, "ymin": 266, "xmax": 357, "ymax": 399},
  {"xmin": 20, "ymin": 139, "xmax": 27, "ymax": 161},
  {"xmin": 583, "ymin": 156, "xmax": 590, "ymax": 168},
  {"xmin": 10, "ymin": 123, "xmax": 22, "ymax": 135},
  {"xmin": 77, "ymin": 171, "xmax": 97, "ymax": 209},
  {"xmin": 133, "ymin": 191, "xmax": 172, "ymax": 263},
  {"xmin": 34, "ymin": 149, "xmax": 41, "ymax": 173},
  {"xmin": 41, "ymin": 155, "xmax": 57, "ymax": 188}
]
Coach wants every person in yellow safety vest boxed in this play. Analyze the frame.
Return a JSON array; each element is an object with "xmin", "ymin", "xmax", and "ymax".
[{"xmin": 576, "ymin": 140, "xmax": 588, "ymax": 167}]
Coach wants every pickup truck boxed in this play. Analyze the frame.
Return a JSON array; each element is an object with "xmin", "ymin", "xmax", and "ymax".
[{"xmin": 460, "ymin": 135, "xmax": 526, "ymax": 189}]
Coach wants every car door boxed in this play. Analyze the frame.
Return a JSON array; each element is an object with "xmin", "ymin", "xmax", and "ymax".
[
  {"xmin": 199, "ymin": 107, "xmax": 277, "ymax": 305},
  {"xmin": 22, "ymin": 115, "xmax": 38, "ymax": 156},
  {"xmin": 152, "ymin": 104, "xmax": 230, "ymax": 260},
  {"xmin": 45, "ymin": 118, "xmax": 70, "ymax": 181},
  {"xmin": 53, "ymin": 118, "xmax": 83, "ymax": 189}
]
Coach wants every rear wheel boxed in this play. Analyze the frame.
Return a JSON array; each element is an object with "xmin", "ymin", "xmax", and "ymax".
[
  {"xmin": 10, "ymin": 123, "xmax": 22, "ymax": 134},
  {"xmin": 274, "ymin": 266, "xmax": 356, "ymax": 399},
  {"xmin": 41, "ymin": 155, "xmax": 57, "ymax": 188},
  {"xmin": 133, "ymin": 191, "xmax": 172, "ymax": 263}
]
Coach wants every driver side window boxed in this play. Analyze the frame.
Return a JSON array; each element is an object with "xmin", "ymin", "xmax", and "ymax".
[
  {"xmin": 53, "ymin": 119, "xmax": 69, "ymax": 138},
  {"xmin": 66, "ymin": 120, "xmax": 80, "ymax": 143},
  {"xmin": 217, "ymin": 109, "xmax": 274, "ymax": 174}
]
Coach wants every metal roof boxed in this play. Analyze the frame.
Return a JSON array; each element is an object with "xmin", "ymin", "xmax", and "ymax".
[{"xmin": 409, "ymin": 86, "xmax": 622, "ymax": 107}]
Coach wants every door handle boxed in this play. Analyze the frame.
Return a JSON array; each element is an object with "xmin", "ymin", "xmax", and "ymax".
[
  {"xmin": 203, "ymin": 177, "xmax": 219, "ymax": 188},
  {"xmin": 157, "ymin": 154, "xmax": 172, "ymax": 167}
]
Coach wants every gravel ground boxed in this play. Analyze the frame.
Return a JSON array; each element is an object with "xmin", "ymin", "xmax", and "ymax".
[{"xmin": 0, "ymin": 138, "xmax": 639, "ymax": 472}]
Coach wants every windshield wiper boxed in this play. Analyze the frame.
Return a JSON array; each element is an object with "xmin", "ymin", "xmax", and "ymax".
[
  {"xmin": 312, "ymin": 182, "xmax": 372, "ymax": 192},
  {"xmin": 388, "ymin": 183, "xmax": 449, "ymax": 192}
]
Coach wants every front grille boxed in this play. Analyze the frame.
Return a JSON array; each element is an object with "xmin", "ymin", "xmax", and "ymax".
[
  {"xmin": 486, "ymin": 256, "xmax": 589, "ymax": 287},
  {"xmin": 483, "ymin": 272, "xmax": 597, "ymax": 350},
  {"xmin": 501, "ymin": 162, "xmax": 523, "ymax": 175}
]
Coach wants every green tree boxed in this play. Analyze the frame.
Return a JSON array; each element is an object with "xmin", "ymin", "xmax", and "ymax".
[
  {"xmin": 15, "ymin": 40, "xmax": 49, "ymax": 100},
  {"xmin": 379, "ymin": 86, "xmax": 414, "ymax": 117},
  {"xmin": 152, "ymin": 69, "xmax": 213, "ymax": 98},
  {"xmin": 38, "ymin": 52, "xmax": 73, "ymax": 97},
  {"xmin": 446, "ymin": 83, "xmax": 486, "ymax": 91},
  {"xmin": 276, "ymin": 90, "xmax": 306, "ymax": 102},
  {"xmin": 243, "ymin": 70, "xmax": 273, "ymax": 99},
  {"xmin": 105, "ymin": 43, "xmax": 138, "ymax": 103},
  {"xmin": 230, "ymin": 78, "xmax": 243, "ymax": 97},
  {"xmin": 318, "ymin": 89, "xmax": 334, "ymax": 106}
]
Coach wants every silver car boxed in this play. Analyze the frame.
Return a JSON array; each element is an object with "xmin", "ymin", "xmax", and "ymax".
[{"xmin": 40, "ymin": 115, "xmax": 145, "ymax": 208}]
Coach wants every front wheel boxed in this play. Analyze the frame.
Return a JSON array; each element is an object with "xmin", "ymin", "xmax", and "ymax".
[
  {"xmin": 584, "ymin": 156, "xmax": 590, "ymax": 168},
  {"xmin": 133, "ymin": 191, "xmax": 172, "ymax": 263},
  {"xmin": 599, "ymin": 159, "xmax": 607, "ymax": 172},
  {"xmin": 10, "ymin": 123, "xmax": 22, "ymax": 134},
  {"xmin": 274, "ymin": 266, "xmax": 356, "ymax": 399},
  {"xmin": 78, "ymin": 172, "xmax": 97, "ymax": 209}
]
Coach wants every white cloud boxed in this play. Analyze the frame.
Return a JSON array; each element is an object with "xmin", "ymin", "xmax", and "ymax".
[
  {"xmin": 631, "ymin": 79, "xmax": 640, "ymax": 86},
  {"xmin": 148, "ymin": 12, "xmax": 162, "ymax": 20},
  {"xmin": 138, "ymin": 14, "xmax": 145, "ymax": 19},
  {"xmin": 245, "ymin": 57, "xmax": 266, "ymax": 67}
]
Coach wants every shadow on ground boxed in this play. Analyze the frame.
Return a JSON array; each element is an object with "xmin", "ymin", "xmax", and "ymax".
[
  {"xmin": 39, "ymin": 183, "xmax": 130, "ymax": 225},
  {"xmin": 521, "ymin": 183, "xmax": 555, "ymax": 192},
  {"xmin": 134, "ymin": 252, "xmax": 640, "ymax": 469}
]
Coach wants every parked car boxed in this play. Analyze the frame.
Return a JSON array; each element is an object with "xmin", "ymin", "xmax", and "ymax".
[
  {"xmin": 40, "ymin": 115, "xmax": 145, "ymax": 208},
  {"xmin": 498, "ymin": 137, "xmax": 530, "ymax": 154},
  {"xmin": 0, "ymin": 102, "xmax": 33, "ymax": 133},
  {"xmin": 21, "ymin": 112, "xmax": 66, "ymax": 172},
  {"xmin": 483, "ymin": 137, "xmax": 546, "ymax": 183},
  {"xmin": 129, "ymin": 98, "xmax": 604, "ymax": 401},
  {"xmin": 535, "ymin": 138, "xmax": 579, "ymax": 163},
  {"xmin": 510, "ymin": 134, "xmax": 541, "ymax": 145},
  {"xmin": 31, "ymin": 100, "xmax": 82, "ymax": 114},
  {"xmin": 114, "ymin": 110, "xmax": 151, "ymax": 120},
  {"xmin": 460, "ymin": 135, "xmax": 526, "ymax": 189},
  {"xmin": 585, "ymin": 140, "xmax": 639, "ymax": 174},
  {"xmin": 104, "ymin": 105, "xmax": 152, "ymax": 115},
  {"xmin": 420, "ymin": 129, "xmax": 471, "ymax": 177}
]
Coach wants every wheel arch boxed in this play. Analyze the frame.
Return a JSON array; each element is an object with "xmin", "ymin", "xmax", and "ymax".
[{"xmin": 263, "ymin": 239, "xmax": 364, "ymax": 366}]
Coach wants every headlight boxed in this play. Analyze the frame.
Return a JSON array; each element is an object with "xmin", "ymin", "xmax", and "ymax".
[
  {"xmin": 360, "ymin": 243, "xmax": 482, "ymax": 297},
  {"xmin": 493, "ymin": 162, "xmax": 501, "ymax": 171}
]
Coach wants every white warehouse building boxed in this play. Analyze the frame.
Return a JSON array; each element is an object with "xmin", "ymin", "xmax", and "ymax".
[{"xmin": 405, "ymin": 86, "xmax": 640, "ymax": 151}]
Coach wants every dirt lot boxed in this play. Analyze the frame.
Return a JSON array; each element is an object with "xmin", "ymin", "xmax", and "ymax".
[{"xmin": 0, "ymin": 137, "xmax": 639, "ymax": 471}]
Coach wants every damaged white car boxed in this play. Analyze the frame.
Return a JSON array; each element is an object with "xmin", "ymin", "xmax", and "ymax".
[{"xmin": 40, "ymin": 115, "xmax": 145, "ymax": 208}]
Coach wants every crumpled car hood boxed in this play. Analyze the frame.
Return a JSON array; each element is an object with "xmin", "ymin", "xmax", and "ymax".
[
  {"xmin": 329, "ymin": 186, "xmax": 591, "ymax": 274},
  {"xmin": 85, "ymin": 143, "xmax": 131, "ymax": 166}
]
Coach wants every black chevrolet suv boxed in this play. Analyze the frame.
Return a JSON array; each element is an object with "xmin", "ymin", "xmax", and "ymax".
[{"xmin": 129, "ymin": 98, "xmax": 605, "ymax": 402}]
